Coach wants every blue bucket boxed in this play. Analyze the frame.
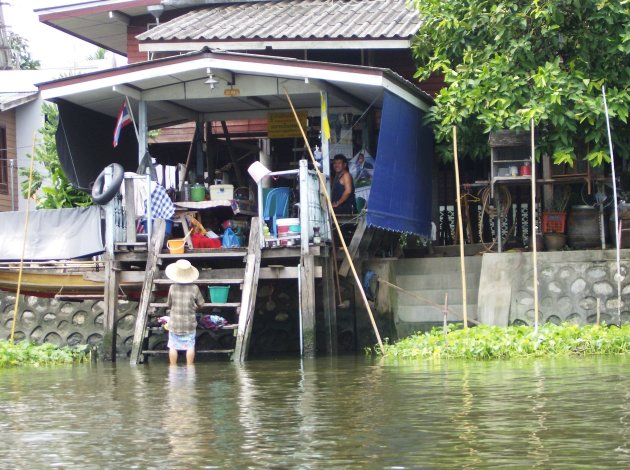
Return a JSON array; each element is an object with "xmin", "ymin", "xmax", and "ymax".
[{"xmin": 141, "ymin": 219, "xmax": 173, "ymax": 236}]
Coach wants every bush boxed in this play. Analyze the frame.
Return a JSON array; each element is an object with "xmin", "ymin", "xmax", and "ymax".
[
  {"xmin": 378, "ymin": 323, "xmax": 630, "ymax": 360},
  {"xmin": 0, "ymin": 340, "xmax": 90, "ymax": 368}
]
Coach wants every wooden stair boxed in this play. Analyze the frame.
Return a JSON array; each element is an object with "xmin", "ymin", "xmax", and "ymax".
[{"xmin": 129, "ymin": 218, "xmax": 261, "ymax": 364}]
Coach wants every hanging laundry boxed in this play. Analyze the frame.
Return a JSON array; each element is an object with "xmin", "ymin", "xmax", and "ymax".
[{"xmin": 145, "ymin": 184, "xmax": 175, "ymax": 220}]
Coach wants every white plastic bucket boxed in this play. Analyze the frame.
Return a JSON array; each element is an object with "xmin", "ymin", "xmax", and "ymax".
[
  {"xmin": 247, "ymin": 161, "xmax": 271, "ymax": 183},
  {"xmin": 277, "ymin": 218, "xmax": 300, "ymax": 245}
]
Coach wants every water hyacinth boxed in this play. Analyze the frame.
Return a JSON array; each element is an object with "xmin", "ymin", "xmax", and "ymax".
[
  {"xmin": 0, "ymin": 340, "xmax": 90, "ymax": 368},
  {"xmin": 379, "ymin": 323, "xmax": 630, "ymax": 360}
]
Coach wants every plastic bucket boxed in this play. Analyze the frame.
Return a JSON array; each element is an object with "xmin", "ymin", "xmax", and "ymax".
[
  {"xmin": 277, "ymin": 218, "xmax": 300, "ymax": 236},
  {"xmin": 142, "ymin": 219, "xmax": 173, "ymax": 236},
  {"xmin": 209, "ymin": 286, "xmax": 230, "ymax": 303},
  {"xmin": 190, "ymin": 184, "xmax": 205, "ymax": 202},
  {"xmin": 247, "ymin": 161, "xmax": 271, "ymax": 183},
  {"xmin": 167, "ymin": 238, "xmax": 186, "ymax": 254}
]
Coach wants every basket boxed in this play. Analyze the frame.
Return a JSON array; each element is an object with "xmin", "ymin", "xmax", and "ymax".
[
  {"xmin": 209, "ymin": 286, "xmax": 230, "ymax": 303},
  {"xmin": 542, "ymin": 212, "xmax": 566, "ymax": 233},
  {"xmin": 167, "ymin": 238, "xmax": 186, "ymax": 254}
]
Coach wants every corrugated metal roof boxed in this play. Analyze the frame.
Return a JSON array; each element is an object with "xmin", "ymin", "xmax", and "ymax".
[
  {"xmin": 138, "ymin": 0, "xmax": 421, "ymax": 42},
  {"xmin": 0, "ymin": 92, "xmax": 39, "ymax": 112}
]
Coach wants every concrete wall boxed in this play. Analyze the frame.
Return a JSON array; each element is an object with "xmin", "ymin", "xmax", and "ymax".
[
  {"xmin": 478, "ymin": 249, "xmax": 630, "ymax": 326},
  {"xmin": 0, "ymin": 292, "xmax": 139, "ymax": 357}
]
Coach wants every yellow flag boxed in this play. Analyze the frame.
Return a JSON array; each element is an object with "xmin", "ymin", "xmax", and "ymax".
[{"xmin": 321, "ymin": 92, "xmax": 331, "ymax": 141}]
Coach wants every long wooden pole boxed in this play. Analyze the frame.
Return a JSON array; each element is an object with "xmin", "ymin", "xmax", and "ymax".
[
  {"xmin": 11, "ymin": 135, "xmax": 37, "ymax": 342},
  {"xmin": 453, "ymin": 127, "xmax": 468, "ymax": 327},
  {"xmin": 531, "ymin": 119, "xmax": 539, "ymax": 332},
  {"xmin": 283, "ymin": 89, "xmax": 383, "ymax": 350}
]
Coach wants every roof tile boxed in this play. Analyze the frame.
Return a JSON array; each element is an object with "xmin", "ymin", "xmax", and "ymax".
[{"xmin": 138, "ymin": 0, "xmax": 421, "ymax": 42}]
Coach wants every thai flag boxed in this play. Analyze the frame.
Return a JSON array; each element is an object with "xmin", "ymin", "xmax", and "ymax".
[{"xmin": 113, "ymin": 100, "xmax": 133, "ymax": 147}]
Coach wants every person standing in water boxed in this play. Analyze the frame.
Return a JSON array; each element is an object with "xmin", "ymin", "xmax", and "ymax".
[
  {"xmin": 165, "ymin": 259, "xmax": 204, "ymax": 366},
  {"xmin": 331, "ymin": 154, "xmax": 357, "ymax": 214}
]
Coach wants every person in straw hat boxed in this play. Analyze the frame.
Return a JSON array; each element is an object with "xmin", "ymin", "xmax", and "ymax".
[{"xmin": 165, "ymin": 259, "xmax": 205, "ymax": 365}]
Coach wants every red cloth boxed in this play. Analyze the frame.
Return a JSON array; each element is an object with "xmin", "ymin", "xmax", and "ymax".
[{"xmin": 191, "ymin": 233, "xmax": 221, "ymax": 248}]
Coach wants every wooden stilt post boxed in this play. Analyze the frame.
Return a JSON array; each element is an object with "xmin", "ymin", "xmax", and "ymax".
[
  {"xmin": 102, "ymin": 251, "xmax": 119, "ymax": 361},
  {"xmin": 321, "ymin": 245, "xmax": 338, "ymax": 354},
  {"xmin": 102, "ymin": 166, "xmax": 119, "ymax": 360},
  {"xmin": 531, "ymin": 119, "xmax": 540, "ymax": 332}
]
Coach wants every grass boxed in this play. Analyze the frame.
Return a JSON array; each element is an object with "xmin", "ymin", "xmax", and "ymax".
[
  {"xmin": 0, "ymin": 340, "xmax": 91, "ymax": 368},
  {"xmin": 378, "ymin": 323, "xmax": 630, "ymax": 360}
]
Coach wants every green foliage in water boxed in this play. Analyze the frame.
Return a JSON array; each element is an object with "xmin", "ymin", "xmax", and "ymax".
[
  {"xmin": 0, "ymin": 340, "xmax": 90, "ymax": 368},
  {"xmin": 379, "ymin": 323, "xmax": 630, "ymax": 360}
]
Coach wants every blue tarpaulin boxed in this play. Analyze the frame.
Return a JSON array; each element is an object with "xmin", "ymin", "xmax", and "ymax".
[{"xmin": 366, "ymin": 91, "xmax": 433, "ymax": 236}]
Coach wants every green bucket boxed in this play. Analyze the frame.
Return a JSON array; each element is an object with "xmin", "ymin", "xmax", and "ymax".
[
  {"xmin": 209, "ymin": 286, "xmax": 230, "ymax": 303},
  {"xmin": 190, "ymin": 184, "xmax": 206, "ymax": 202}
]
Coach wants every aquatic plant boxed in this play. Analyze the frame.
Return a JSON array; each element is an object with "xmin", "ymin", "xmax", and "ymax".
[
  {"xmin": 0, "ymin": 340, "xmax": 90, "ymax": 368},
  {"xmin": 379, "ymin": 323, "xmax": 630, "ymax": 360}
]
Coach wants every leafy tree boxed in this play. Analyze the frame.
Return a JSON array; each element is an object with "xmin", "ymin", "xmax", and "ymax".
[
  {"xmin": 412, "ymin": 0, "xmax": 630, "ymax": 166},
  {"xmin": 8, "ymin": 32, "xmax": 40, "ymax": 70},
  {"xmin": 87, "ymin": 47, "xmax": 106, "ymax": 61},
  {"xmin": 20, "ymin": 103, "xmax": 93, "ymax": 209}
]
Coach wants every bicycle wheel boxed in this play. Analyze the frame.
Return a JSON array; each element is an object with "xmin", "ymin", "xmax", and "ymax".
[{"xmin": 580, "ymin": 182, "xmax": 614, "ymax": 209}]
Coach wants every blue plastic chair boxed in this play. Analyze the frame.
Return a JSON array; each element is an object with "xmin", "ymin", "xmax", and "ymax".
[{"xmin": 263, "ymin": 187, "xmax": 291, "ymax": 236}]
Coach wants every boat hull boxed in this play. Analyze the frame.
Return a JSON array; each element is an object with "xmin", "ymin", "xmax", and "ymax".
[{"xmin": 0, "ymin": 268, "xmax": 145, "ymax": 299}]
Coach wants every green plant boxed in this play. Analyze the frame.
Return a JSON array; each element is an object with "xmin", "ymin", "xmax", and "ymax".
[
  {"xmin": 19, "ymin": 103, "xmax": 93, "ymax": 209},
  {"xmin": 8, "ymin": 32, "xmax": 40, "ymax": 70},
  {"xmin": 0, "ymin": 340, "xmax": 89, "ymax": 368},
  {"xmin": 378, "ymin": 323, "xmax": 630, "ymax": 360},
  {"xmin": 412, "ymin": 0, "xmax": 630, "ymax": 167}
]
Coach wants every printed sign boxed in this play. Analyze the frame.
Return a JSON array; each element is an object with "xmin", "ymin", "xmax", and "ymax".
[{"xmin": 268, "ymin": 112, "xmax": 308, "ymax": 138}]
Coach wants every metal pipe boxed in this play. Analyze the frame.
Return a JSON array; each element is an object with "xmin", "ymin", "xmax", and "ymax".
[
  {"xmin": 602, "ymin": 85, "xmax": 622, "ymax": 326},
  {"xmin": 9, "ymin": 159, "xmax": 15, "ymax": 211}
]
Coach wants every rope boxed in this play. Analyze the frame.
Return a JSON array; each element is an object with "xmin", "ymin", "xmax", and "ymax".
[{"xmin": 378, "ymin": 278, "xmax": 479, "ymax": 325}]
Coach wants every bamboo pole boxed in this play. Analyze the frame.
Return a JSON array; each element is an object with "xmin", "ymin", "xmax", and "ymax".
[
  {"xmin": 602, "ymin": 86, "xmax": 622, "ymax": 326},
  {"xmin": 530, "ymin": 119, "xmax": 539, "ymax": 332},
  {"xmin": 283, "ymin": 89, "xmax": 383, "ymax": 350},
  {"xmin": 10, "ymin": 135, "xmax": 37, "ymax": 343},
  {"xmin": 452, "ymin": 127, "xmax": 468, "ymax": 327}
]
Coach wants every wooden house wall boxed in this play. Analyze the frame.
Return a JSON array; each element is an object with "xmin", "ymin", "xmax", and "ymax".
[{"xmin": 0, "ymin": 109, "xmax": 18, "ymax": 212}]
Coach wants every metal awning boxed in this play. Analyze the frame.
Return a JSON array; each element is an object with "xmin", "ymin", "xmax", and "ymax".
[{"xmin": 38, "ymin": 48, "xmax": 433, "ymax": 130}]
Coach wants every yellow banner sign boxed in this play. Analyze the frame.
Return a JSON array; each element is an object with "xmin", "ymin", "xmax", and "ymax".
[
  {"xmin": 267, "ymin": 112, "xmax": 308, "ymax": 138},
  {"xmin": 224, "ymin": 88, "xmax": 240, "ymax": 97}
]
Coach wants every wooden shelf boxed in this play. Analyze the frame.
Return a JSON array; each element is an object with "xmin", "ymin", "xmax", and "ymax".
[
  {"xmin": 153, "ymin": 278, "xmax": 243, "ymax": 285},
  {"xmin": 150, "ymin": 302, "xmax": 240, "ymax": 308}
]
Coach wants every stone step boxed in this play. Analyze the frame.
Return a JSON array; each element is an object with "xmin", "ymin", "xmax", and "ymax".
[
  {"xmin": 394, "ymin": 287, "xmax": 478, "ymax": 306},
  {"xmin": 397, "ymin": 304, "xmax": 478, "ymax": 323},
  {"xmin": 394, "ymin": 256, "xmax": 483, "ymax": 276},
  {"xmin": 394, "ymin": 272, "xmax": 481, "ymax": 290}
]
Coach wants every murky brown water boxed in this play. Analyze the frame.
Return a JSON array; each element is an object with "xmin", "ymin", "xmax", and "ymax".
[{"xmin": 1, "ymin": 355, "xmax": 630, "ymax": 469}]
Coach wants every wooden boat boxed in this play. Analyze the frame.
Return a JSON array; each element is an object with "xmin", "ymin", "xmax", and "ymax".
[{"xmin": 0, "ymin": 261, "xmax": 145, "ymax": 300}]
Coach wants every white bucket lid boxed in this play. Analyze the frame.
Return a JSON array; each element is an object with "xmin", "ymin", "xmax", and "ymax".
[{"xmin": 247, "ymin": 161, "xmax": 271, "ymax": 183}]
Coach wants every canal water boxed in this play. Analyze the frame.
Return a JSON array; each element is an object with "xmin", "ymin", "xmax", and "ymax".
[{"xmin": 1, "ymin": 355, "xmax": 630, "ymax": 469}]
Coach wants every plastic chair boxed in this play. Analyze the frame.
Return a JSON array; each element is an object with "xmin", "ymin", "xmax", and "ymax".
[{"xmin": 263, "ymin": 187, "xmax": 291, "ymax": 236}]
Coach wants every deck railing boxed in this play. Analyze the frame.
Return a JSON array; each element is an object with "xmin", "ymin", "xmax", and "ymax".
[{"xmin": 256, "ymin": 159, "xmax": 330, "ymax": 251}]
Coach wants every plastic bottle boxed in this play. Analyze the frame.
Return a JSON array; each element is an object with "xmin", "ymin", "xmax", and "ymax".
[
  {"xmin": 182, "ymin": 181, "xmax": 191, "ymax": 201},
  {"xmin": 263, "ymin": 224, "xmax": 270, "ymax": 240}
]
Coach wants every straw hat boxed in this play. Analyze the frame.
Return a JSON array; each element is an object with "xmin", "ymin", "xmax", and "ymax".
[{"xmin": 165, "ymin": 259, "xmax": 199, "ymax": 283}]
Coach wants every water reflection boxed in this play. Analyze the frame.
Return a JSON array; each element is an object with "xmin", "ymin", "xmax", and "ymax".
[
  {"xmin": 162, "ymin": 366, "xmax": 204, "ymax": 468},
  {"xmin": 1, "ymin": 356, "xmax": 630, "ymax": 468}
]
